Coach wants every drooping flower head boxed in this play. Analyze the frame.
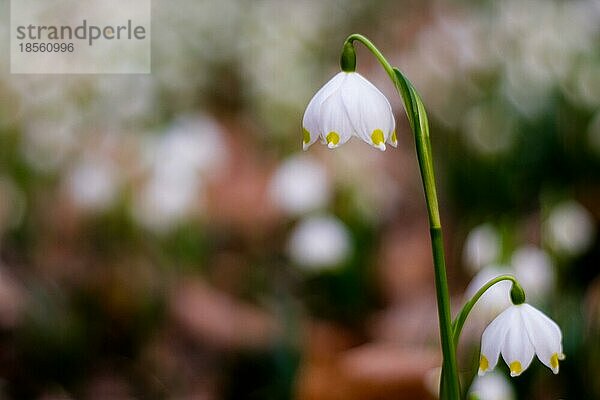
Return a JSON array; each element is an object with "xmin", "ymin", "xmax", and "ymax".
[
  {"xmin": 302, "ymin": 72, "xmax": 396, "ymax": 151},
  {"xmin": 479, "ymin": 303, "xmax": 564, "ymax": 377}
]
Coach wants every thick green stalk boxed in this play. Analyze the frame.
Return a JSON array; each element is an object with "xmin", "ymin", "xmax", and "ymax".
[{"xmin": 344, "ymin": 34, "xmax": 460, "ymax": 400}]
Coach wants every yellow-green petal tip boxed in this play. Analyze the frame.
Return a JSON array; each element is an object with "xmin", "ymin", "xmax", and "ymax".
[
  {"xmin": 303, "ymin": 128, "xmax": 311, "ymax": 144},
  {"xmin": 326, "ymin": 131, "xmax": 340, "ymax": 148}
]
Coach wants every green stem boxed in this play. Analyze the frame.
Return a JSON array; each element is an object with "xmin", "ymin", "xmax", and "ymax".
[
  {"xmin": 452, "ymin": 275, "xmax": 521, "ymax": 348},
  {"xmin": 344, "ymin": 34, "xmax": 460, "ymax": 400},
  {"xmin": 345, "ymin": 34, "xmax": 397, "ymax": 84}
]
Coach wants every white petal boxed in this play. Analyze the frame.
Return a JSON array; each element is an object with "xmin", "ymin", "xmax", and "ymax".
[
  {"xmin": 501, "ymin": 305, "xmax": 535, "ymax": 377},
  {"xmin": 479, "ymin": 305, "xmax": 513, "ymax": 375},
  {"xmin": 268, "ymin": 155, "xmax": 331, "ymax": 216},
  {"xmin": 319, "ymin": 85, "xmax": 353, "ymax": 149},
  {"xmin": 340, "ymin": 73, "xmax": 395, "ymax": 150},
  {"xmin": 520, "ymin": 303, "xmax": 564, "ymax": 374},
  {"xmin": 302, "ymin": 72, "xmax": 346, "ymax": 150}
]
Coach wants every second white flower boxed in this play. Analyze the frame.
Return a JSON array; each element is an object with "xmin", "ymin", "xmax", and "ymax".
[{"xmin": 479, "ymin": 303, "xmax": 564, "ymax": 377}]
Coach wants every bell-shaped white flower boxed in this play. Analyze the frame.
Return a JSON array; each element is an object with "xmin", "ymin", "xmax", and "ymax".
[
  {"xmin": 268, "ymin": 155, "xmax": 331, "ymax": 216},
  {"xmin": 544, "ymin": 200, "xmax": 595, "ymax": 257},
  {"xmin": 302, "ymin": 72, "xmax": 396, "ymax": 151},
  {"xmin": 287, "ymin": 215, "xmax": 351, "ymax": 271},
  {"xmin": 469, "ymin": 371, "xmax": 515, "ymax": 400},
  {"xmin": 479, "ymin": 303, "xmax": 564, "ymax": 377}
]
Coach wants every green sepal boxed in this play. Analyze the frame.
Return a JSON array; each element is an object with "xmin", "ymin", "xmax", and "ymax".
[
  {"xmin": 510, "ymin": 281, "xmax": 526, "ymax": 305},
  {"xmin": 340, "ymin": 42, "xmax": 356, "ymax": 72}
]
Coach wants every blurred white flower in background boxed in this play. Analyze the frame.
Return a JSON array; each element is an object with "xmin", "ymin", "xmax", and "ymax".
[
  {"xmin": 403, "ymin": 10, "xmax": 488, "ymax": 129},
  {"xmin": 287, "ymin": 215, "xmax": 351, "ymax": 271},
  {"xmin": 133, "ymin": 114, "xmax": 228, "ymax": 232},
  {"xmin": 20, "ymin": 108, "xmax": 80, "ymax": 172},
  {"xmin": 9, "ymin": 76, "xmax": 156, "ymax": 175},
  {"xmin": 544, "ymin": 200, "xmax": 596, "ymax": 257},
  {"xmin": 150, "ymin": 114, "xmax": 228, "ymax": 179},
  {"xmin": 512, "ymin": 245, "xmax": 554, "ymax": 303},
  {"xmin": 465, "ymin": 265, "xmax": 512, "ymax": 326},
  {"xmin": 242, "ymin": 0, "xmax": 322, "ymax": 104},
  {"xmin": 9, "ymin": 75, "xmax": 76, "ymax": 113},
  {"xmin": 493, "ymin": 0, "xmax": 597, "ymax": 117},
  {"xmin": 65, "ymin": 155, "xmax": 120, "ymax": 212},
  {"xmin": 463, "ymin": 224, "xmax": 502, "ymax": 273},
  {"xmin": 150, "ymin": 0, "xmax": 243, "ymax": 104},
  {"xmin": 462, "ymin": 102, "xmax": 518, "ymax": 156},
  {"xmin": 401, "ymin": 0, "xmax": 600, "ymax": 131},
  {"xmin": 469, "ymin": 371, "xmax": 515, "ymax": 400},
  {"xmin": 90, "ymin": 76, "xmax": 157, "ymax": 127},
  {"xmin": 134, "ymin": 172, "xmax": 204, "ymax": 233},
  {"xmin": 268, "ymin": 155, "xmax": 331, "ymax": 216},
  {"xmin": 152, "ymin": 0, "xmax": 369, "ymax": 127}
]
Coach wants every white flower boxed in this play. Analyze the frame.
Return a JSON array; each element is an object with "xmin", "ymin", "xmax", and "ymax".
[
  {"xmin": 302, "ymin": 72, "xmax": 396, "ymax": 151},
  {"xmin": 287, "ymin": 215, "xmax": 351, "ymax": 270},
  {"xmin": 512, "ymin": 246, "xmax": 554, "ymax": 302},
  {"xmin": 65, "ymin": 156, "xmax": 119, "ymax": 212},
  {"xmin": 132, "ymin": 114, "xmax": 226, "ymax": 232},
  {"xmin": 134, "ymin": 171, "xmax": 204, "ymax": 233},
  {"xmin": 463, "ymin": 223, "xmax": 501, "ymax": 273},
  {"xmin": 544, "ymin": 200, "xmax": 595, "ymax": 257},
  {"xmin": 469, "ymin": 371, "xmax": 515, "ymax": 400},
  {"xmin": 154, "ymin": 114, "xmax": 228, "ymax": 179},
  {"xmin": 268, "ymin": 155, "xmax": 331, "ymax": 216},
  {"xmin": 479, "ymin": 303, "xmax": 564, "ymax": 377},
  {"xmin": 462, "ymin": 102, "xmax": 517, "ymax": 156}
]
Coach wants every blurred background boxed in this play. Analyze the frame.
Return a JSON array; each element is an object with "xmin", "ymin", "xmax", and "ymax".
[{"xmin": 0, "ymin": 0, "xmax": 599, "ymax": 398}]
